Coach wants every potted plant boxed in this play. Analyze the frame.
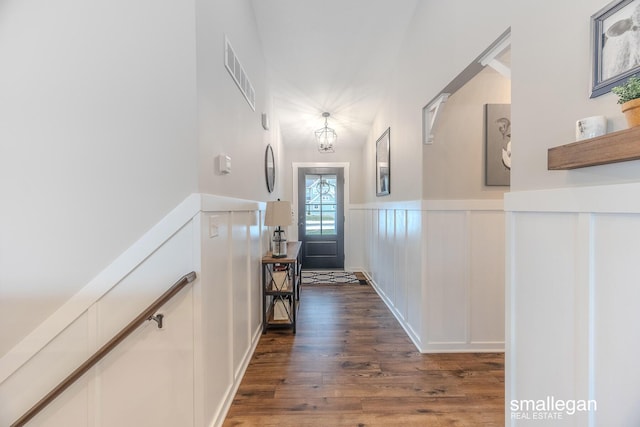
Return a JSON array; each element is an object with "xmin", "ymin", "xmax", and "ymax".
[{"xmin": 612, "ymin": 75, "xmax": 640, "ymax": 128}]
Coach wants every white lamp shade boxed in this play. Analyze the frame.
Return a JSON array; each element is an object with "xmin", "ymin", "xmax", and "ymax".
[{"xmin": 264, "ymin": 200, "xmax": 292, "ymax": 227}]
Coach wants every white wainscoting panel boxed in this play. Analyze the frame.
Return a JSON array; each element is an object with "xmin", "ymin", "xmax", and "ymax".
[
  {"xmin": 368, "ymin": 209, "xmax": 378, "ymax": 285},
  {"xmin": 0, "ymin": 221, "xmax": 197, "ymax": 427},
  {"xmin": 0, "ymin": 315, "xmax": 92, "ymax": 426},
  {"xmin": 424, "ymin": 211, "xmax": 469, "ymax": 346},
  {"xmin": 99, "ymin": 286, "xmax": 195, "ymax": 427},
  {"xmin": 250, "ymin": 212, "xmax": 264, "ymax": 336},
  {"xmin": 345, "ymin": 207, "xmax": 366, "ymax": 272},
  {"xmin": 592, "ymin": 214, "xmax": 640, "ymax": 426},
  {"xmin": 469, "ymin": 211, "xmax": 505, "ymax": 345},
  {"xmin": 350, "ymin": 200, "xmax": 504, "ymax": 354},
  {"xmin": 406, "ymin": 210, "xmax": 423, "ymax": 340},
  {"xmin": 232, "ymin": 211, "xmax": 251, "ymax": 380},
  {"xmin": 394, "ymin": 210, "xmax": 408, "ymax": 323},
  {"xmin": 97, "ymin": 222, "xmax": 196, "ymax": 427},
  {"xmin": 0, "ymin": 194, "xmax": 202, "ymax": 386},
  {"xmin": 506, "ymin": 183, "xmax": 640, "ymax": 426},
  {"xmin": 0, "ymin": 194, "xmax": 265, "ymax": 427},
  {"xmin": 196, "ymin": 211, "xmax": 232, "ymax": 426},
  {"xmin": 195, "ymin": 206, "xmax": 264, "ymax": 427},
  {"xmin": 377, "ymin": 210, "xmax": 393, "ymax": 298},
  {"xmin": 508, "ymin": 212, "xmax": 581, "ymax": 427}
]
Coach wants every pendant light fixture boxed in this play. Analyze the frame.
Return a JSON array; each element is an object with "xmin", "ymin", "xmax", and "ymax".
[{"xmin": 315, "ymin": 112, "xmax": 337, "ymax": 153}]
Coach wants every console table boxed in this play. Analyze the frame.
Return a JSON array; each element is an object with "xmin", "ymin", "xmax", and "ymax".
[{"xmin": 261, "ymin": 241, "xmax": 302, "ymax": 334}]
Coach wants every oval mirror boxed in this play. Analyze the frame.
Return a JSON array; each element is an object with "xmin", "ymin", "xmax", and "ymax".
[{"xmin": 265, "ymin": 144, "xmax": 275, "ymax": 193}]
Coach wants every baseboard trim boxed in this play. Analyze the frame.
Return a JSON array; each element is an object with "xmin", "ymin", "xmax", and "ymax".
[
  {"xmin": 364, "ymin": 272, "xmax": 423, "ymax": 352},
  {"xmin": 422, "ymin": 343, "xmax": 505, "ymax": 353}
]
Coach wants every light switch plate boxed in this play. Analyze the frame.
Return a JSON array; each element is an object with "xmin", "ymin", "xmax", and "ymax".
[
  {"xmin": 209, "ymin": 215, "xmax": 219, "ymax": 238},
  {"xmin": 217, "ymin": 154, "xmax": 231, "ymax": 174}
]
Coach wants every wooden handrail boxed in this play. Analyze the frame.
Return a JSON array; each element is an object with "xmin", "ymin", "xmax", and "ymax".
[{"xmin": 11, "ymin": 271, "xmax": 197, "ymax": 427}]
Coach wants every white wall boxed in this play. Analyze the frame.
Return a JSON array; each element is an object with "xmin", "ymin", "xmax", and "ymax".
[
  {"xmin": 511, "ymin": 0, "xmax": 638, "ymax": 191},
  {"xmin": 0, "ymin": 0, "xmax": 280, "ymax": 365},
  {"xmin": 195, "ymin": 0, "xmax": 284, "ymax": 202},
  {"xmin": 0, "ymin": 1, "xmax": 274, "ymax": 424},
  {"xmin": 362, "ymin": 0, "xmax": 511, "ymax": 204},
  {"xmin": 424, "ymin": 66, "xmax": 511, "ymax": 199},
  {"xmin": 0, "ymin": 0, "xmax": 199, "ymax": 356},
  {"xmin": 282, "ymin": 145, "xmax": 365, "ymax": 204}
]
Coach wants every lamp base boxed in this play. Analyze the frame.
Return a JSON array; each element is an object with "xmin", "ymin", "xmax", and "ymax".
[
  {"xmin": 271, "ymin": 243, "xmax": 287, "ymax": 258},
  {"xmin": 272, "ymin": 228, "xmax": 287, "ymax": 258}
]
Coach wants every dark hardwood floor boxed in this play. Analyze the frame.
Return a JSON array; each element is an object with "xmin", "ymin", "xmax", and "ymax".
[{"xmin": 223, "ymin": 283, "xmax": 504, "ymax": 426}]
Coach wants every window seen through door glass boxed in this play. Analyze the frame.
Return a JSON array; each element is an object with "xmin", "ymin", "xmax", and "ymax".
[{"xmin": 305, "ymin": 174, "xmax": 337, "ymax": 235}]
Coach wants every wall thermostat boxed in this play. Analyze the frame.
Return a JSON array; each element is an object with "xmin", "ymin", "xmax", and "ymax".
[{"xmin": 218, "ymin": 154, "xmax": 231, "ymax": 174}]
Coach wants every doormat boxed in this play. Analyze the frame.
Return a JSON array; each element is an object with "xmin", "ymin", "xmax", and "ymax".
[{"xmin": 302, "ymin": 270, "xmax": 366, "ymax": 285}]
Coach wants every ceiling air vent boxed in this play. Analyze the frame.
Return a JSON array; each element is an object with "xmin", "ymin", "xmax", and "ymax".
[{"xmin": 224, "ymin": 36, "xmax": 256, "ymax": 111}]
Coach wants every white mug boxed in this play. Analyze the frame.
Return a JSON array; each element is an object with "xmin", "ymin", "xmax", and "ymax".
[{"xmin": 576, "ymin": 116, "xmax": 606, "ymax": 141}]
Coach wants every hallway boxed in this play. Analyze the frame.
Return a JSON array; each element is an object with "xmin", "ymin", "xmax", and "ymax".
[{"xmin": 223, "ymin": 284, "xmax": 504, "ymax": 426}]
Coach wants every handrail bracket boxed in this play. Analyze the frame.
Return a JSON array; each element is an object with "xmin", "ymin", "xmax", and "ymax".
[{"xmin": 148, "ymin": 313, "xmax": 164, "ymax": 329}]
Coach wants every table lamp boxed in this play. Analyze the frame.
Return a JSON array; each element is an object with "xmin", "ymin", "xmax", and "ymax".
[{"xmin": 264, "ymin": 200, "xmax": 292, "ymax": 258}]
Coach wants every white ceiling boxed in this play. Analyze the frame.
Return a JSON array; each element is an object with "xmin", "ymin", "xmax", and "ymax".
[{"xmin": 251, "ymin": 0, "xmax": 420, "ymax": 148}]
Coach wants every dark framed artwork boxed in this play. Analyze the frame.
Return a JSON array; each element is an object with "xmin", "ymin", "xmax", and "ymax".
[
  {"xmin": 484, "ymin": 104, "xmax": 511, "ymax": 187},
  {"xmin": 591, "ymin": 0, "xmax": 640, "ymax": 98},
  {"xmin": 375, "ymin": 128, "xmax": 390, "ymax": 196}
]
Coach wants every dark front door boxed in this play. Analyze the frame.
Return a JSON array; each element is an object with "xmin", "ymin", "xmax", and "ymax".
[{"xmin": 297, "ymin": 167, "xmax": 344, "ymax": 269}]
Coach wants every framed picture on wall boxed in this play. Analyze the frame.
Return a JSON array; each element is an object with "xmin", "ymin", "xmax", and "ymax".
[
  {"xmin": 591, "ymin": 0, "xmax": 640, "ymax": 98},
  {"xmin": 485, "ymin": 104, "xmax": 511, "ymax": 186},
  {"xmin": 375, "ymin": 128, "xmax": 390, "ymax": 196}
]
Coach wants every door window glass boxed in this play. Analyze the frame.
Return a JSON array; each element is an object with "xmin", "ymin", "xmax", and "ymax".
[{"xmin": 305, "ymin": 174, "xmax": 337, "ymax": 235}]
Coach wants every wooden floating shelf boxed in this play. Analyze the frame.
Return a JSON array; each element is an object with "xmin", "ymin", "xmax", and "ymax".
[{"xmin": 548, "ymin": 126, "xmax": 640, "ymax": 170}]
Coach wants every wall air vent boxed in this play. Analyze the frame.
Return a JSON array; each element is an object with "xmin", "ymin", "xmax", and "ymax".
[{"xmin": 224, "ymin": 36, "xmax": 256, "ymax": 111}]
